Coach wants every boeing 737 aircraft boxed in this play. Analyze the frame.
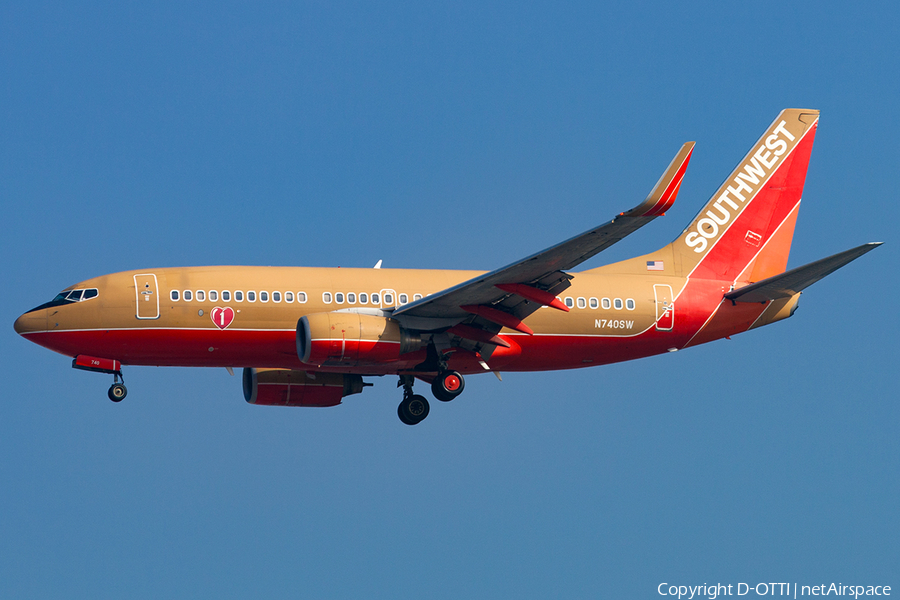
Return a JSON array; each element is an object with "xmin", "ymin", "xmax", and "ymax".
[{"xmin": 14, "ymin": 109, "xmax": 880, "ymax": 424}]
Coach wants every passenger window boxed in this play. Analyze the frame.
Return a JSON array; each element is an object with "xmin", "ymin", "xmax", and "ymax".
[
  {"xmin": 260, "ymin": 291, "xmax": 268, "ymax": 302},
  {"xmin": 184, "ymin": 290, "xmax": 192, "ymax": 301},
  {"xmin": 371, "ymin": 293, "xmax": 380, "ymax": 304},
  {"xmin": 359, "ymin": 292, "xmax": 368, "ymax": 304},
  {"xmin": 413, "ymin": 294, "xmax": 422, "ymax": 301},
  {"xmin": 614, "ymin": 298, "xmax": 623, "ymax": 310},
  {"xmin": 602, "ymin": 298, "xmax": 611, "ymax": 309},
  {"xmin": 209, "ymin": 290, "xmax": 218, "ymax": 301},
  {"xmin": 626, "ymin": 298, "xmax": 635, "ymax": 310},
  {"xmin": 297, "ymin": 292, "xmax": 307, "ymax": 303},
  {"xmin": 323, "ymin": 292, "xmax": 332, "ymax": 304},
  {"xmin": 576, "ymin": 297, "xmax": 586, "ymax": 309},
  {"xmin": 273, "ymin": 292, "xmax": 281, "ymax": 303},
  {"xmin": 248, "ymin": 291, "xmax": 256, "ymax": 302},
  {"xmin": 335, "ymin": 292, "xmax": 344, "ymax": 304},
  {"xmin": 171, "ymin": 290, "xmax": 179, "ymax": 301},
  {"xmin": 399, "ymin": 293, "xmax": 408, "ymax": 304},
  {"xmin": 285, "ymin": 292, "xmax": 294, "ymax": 302},
  {"xmin": 83, "ymin": 289, "xmax": 98, "ymax": 300},
  {"xmin": 347, "ymin": 293, "xmax": 356, "ymax": 304},
  {"xmin": 589, "ymin": 297, "xmax": 598, "ymax": 309},
  {"xmin": 384, "ymin": 293, "xmax": 394, "ymax": 305},
  {"xmin": 564, "ymin": 297, "xmax": 574, "ymax": 308},
  {"xmin": 235, "ymin": 291, "xmax": 243, "ymax": 302},
  {"xmin": 222, "ymin": 291, "xmax": 231, "ymax": 301},
  {"xmin": 197, "ymin": 290, "xmax": 205, "ymax": 301}
]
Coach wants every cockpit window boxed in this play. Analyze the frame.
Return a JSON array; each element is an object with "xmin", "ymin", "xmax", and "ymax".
[
  {"xmin": 31, "ymin": 288, "xmax": 100, "ymax": 312},
  {"xmin": 61, "ymin": 289, "xmax": 96, "ymax": 302}
]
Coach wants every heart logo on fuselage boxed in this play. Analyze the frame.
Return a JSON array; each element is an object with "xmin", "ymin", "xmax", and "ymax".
[{"xmin": 210, "ymin": 306, "xmax": 235, "ymax": 330}]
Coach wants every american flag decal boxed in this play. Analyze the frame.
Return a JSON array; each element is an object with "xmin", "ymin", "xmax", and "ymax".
[{"xmin": 646, "ymin": 261, "xmax": 664, "ymax": 271}]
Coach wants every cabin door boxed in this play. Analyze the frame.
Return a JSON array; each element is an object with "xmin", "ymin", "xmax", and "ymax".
[
  {"xmin": 134, "ymin": 273, "xmax": 160, "ymax": 320},
  {"xmin": 653, "ymin": 284, "xmax": 674, "ymax": 331}
]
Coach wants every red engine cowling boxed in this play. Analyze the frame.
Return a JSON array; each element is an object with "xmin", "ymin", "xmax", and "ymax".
[
  {"xmin": 242, "ymin": 368, "xmax": 365, "ymax": 407},
  {"xmin": 297, "ymin": 312, "xmax": 422, "ymax": 367}
]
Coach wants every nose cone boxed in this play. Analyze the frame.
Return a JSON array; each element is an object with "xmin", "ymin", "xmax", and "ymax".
[{"xmin": 14, "ymin": 309, "xmax": 47, "ymax": 336}]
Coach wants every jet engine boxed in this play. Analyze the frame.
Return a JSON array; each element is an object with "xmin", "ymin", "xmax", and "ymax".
[
  {"xmin": 242, "ymin": 368, "xmax": 366, "ymax": 407},
  {"xmin": 296, "ymin": 312, "xmax": 424, "ymax": 367}
]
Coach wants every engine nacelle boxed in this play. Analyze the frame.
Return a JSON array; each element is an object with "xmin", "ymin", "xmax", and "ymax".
[
  {"xmin": 242, "ymin": 368, "xmax": 365, "ymax": 407},
  {"xmin": 297, "ymin": 312, "xmax": 423, "ymax": 366}
]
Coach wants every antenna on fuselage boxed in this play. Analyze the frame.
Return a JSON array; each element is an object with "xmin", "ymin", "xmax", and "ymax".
[{"xmin": 373, "ymin": 260, "xmax": 383, "ymax": 269}]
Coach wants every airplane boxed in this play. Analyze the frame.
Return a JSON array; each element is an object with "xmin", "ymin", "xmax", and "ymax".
[{"xmin": 13, "ymin": 109, "xmax": 881, "ymax": 425}]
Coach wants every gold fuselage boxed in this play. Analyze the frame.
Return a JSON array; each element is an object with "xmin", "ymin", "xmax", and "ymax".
[{"xmin": 14, "ymin": 262, "xmax": 791, "ymax": 376}]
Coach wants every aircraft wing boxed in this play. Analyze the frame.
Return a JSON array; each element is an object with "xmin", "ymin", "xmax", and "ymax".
[
  {"xmin": 725, "ymin": 242, "xmax": 882, "ymax": 303},
  {"xmin": 393, "ymin": 142, "xmax": 695, "ymax": 332}
]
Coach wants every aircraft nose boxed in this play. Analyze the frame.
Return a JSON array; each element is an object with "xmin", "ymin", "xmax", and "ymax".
[{"xmin": 14, "ymin": 309, "xmax": 47, "ymax": 336}]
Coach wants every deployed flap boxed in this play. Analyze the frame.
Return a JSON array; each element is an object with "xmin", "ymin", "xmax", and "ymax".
[
  {"xmin": 393, "ymin": 142, "xmax": 695, "ymax": 322},
  {"xmin": 725, "ymin": 242, "xmax": 881, "ymax": 303}
]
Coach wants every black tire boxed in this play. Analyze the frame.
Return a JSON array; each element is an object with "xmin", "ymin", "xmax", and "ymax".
[
  {"xmin": 432, "ymin": 371, "xmax": 465, "ymax": 402},
  {"xmin": 399, "ymin": 394, "xmax": 430, "ymax": 425},
  {"xmin": 108, "ymin": 383, "xmax": 127, "ymax": 402},
  {"xmin": 398, "ymin": 402, "xmax": 414, "ymax": 425}
]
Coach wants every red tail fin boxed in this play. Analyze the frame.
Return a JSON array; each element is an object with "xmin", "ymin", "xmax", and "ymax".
[{"xmin": 673, "ymin": 109, "xmax": 819, "ymax": 283}]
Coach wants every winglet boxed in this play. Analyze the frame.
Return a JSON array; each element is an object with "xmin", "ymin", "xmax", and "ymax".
[{"xmin": 624, "ymin": 141, "xmax": 695, "ymax": 218}]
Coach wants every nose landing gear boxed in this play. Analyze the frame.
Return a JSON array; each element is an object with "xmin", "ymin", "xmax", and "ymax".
[
  {"xmin": 71, "ymin": 355, "xmax": 128, "ymax": 403},
  {"xmin": 108, "ymin": 382, "xmax": 127, "ymax": 402},
  {"xmin": 107, "ymin": 372, "xmax": 127, "ymax": 402}
]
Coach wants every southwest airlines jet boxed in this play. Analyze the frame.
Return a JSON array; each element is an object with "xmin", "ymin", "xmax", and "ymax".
[{"xmin": 14, "ymin": 109, "xmax": 880, "ymax": 424}]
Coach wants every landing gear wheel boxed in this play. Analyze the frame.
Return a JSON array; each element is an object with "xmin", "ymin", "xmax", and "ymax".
[
  {"xmin": 108, "ymin": 383, "xmax": 127, "ymax": 402},
  {"xmin": 398, "ymin": 403, "xmax": 414, "ymax": 425},
  {"xmin": 398, "ymin": 394, "xmax": 430, "ymax": 425},
  {"xmin": 432, "ymin": 370, "xmax": 465, "ymax": 402}
]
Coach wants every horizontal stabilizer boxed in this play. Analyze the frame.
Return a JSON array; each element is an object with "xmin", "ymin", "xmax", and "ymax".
[{"xmin": 725, "ymin": 242, "xmax": 882, "ymax": 303}]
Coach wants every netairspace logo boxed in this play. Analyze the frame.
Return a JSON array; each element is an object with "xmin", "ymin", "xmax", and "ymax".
[{"xmin": 657, "ymin": 582, "xmax": 891, "ymax": 599}]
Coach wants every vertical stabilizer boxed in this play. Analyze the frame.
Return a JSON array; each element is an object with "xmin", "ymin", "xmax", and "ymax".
[{"xmin": 672, "ymin": 109, "xmax": 819, "ymax": 283}]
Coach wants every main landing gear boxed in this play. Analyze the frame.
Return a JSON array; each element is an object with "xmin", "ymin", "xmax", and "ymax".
[
  {"xmin": 398, "ymin": 390, "xmax": 429, "ymax": 426},
  {"xmin": 432, "ymin": 370, "xmax": 465, "ymax": 402},
  {"xmin": 396, "ymin": 370, "xmax": 466, "ymax": 425}
]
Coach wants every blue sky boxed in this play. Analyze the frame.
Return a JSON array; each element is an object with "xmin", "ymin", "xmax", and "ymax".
[{"xmin": 2, "ymin": 1, "xmax": 897, "ymax": 598}]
